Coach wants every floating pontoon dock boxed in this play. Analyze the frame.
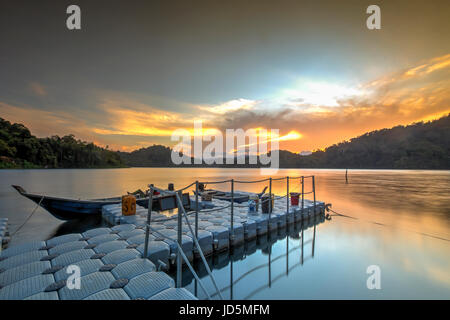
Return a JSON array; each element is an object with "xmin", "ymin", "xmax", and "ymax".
[
  {"xmin": 0, "ymin": 176, "xmax": 327, "ymax": 300},
  {"xmin": 0, "ymin": 218, "xmax": 10, "ymax": 249}
]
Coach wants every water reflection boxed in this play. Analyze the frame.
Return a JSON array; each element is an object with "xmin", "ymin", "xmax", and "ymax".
[
  {"xmin": 50, "ymin": 215, "xmax": 105, "ymax": 238},
  {"xmin": 1, "ymin": 168, "xmax": 449, "ymax": 298},
  {"xmin": 175, "ymin": 214, "xmax": 325, "ymax": 300}
]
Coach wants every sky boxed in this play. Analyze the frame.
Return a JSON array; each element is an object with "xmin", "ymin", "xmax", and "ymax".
[{"xmin": 0, "ymin": 0, "xmax": 449, "ymax": 153}]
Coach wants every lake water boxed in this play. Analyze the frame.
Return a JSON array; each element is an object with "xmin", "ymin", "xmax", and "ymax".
[{"xmin": 0, "ymin": 168, "xmax": 449, "ymax": 299}]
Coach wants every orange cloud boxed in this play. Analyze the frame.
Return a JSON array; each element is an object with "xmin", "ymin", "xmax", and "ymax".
[
  {"xmin": 365, "ymin": 53, "xmax": 450, "ymax": 88},
  {"xmin": 208, "ymin": 53, "xmax": 450, "ymax": 152},
  {"xmin": 0, "ymin": 102, "xmax": 91, "ymax": 139},
  {"xmin": 405, "ymin": 54, "xmax": 450, "ymax": 77},
  {"xmin": 92, "ymin": 96, "xmax": 196, "ymax": 136},
  {"xmin": 2, "ymin": 54, "xmax": 449, "ymax": 153}
]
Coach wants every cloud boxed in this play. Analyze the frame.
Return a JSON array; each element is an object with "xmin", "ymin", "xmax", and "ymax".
[
  {"xmin": 197, "ymin": 98, "xmax": 258, "ymax": 115},
  {"xmin": 2, "ymin": 54, "xmax": 449, "ymax": 153},
  {"xmin": 91, "ymin": 95, "xmax": 213, "ymax": 137},
  {"xmin": 201, "ymin": 53, "xmax": 450, "ymax": 152},
  {"xmin": 0, "ymin": 101, "xmax": 94, "ymax": 140},
  {"xmin": 29, "ymin": 82, "xmax": 47, "ymax": 97},
  {"xmin": 404, "ymin": 54, "xmax": 450, "ymax": 78},
  {"xmin": 0, "ymin": 100, "xmax": 182, "ymax": 151},
  {"xmin": 361, "ymin": 54, "xmax": 450, "ymax": 90}
]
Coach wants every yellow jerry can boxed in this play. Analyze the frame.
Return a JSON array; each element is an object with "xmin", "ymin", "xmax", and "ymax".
[{"xmin": 122, "ymin": 195, "xmax": 136, "ymax": 216}]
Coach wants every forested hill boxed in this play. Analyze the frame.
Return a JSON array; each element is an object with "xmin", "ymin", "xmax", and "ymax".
[
  {"xmin": 1, "ymin": 115, "xmax": 449, "ymax": 169},
  {"xmin": 299, "ymin": 114, "xmax": 450, "ymax": 169},
  {"xmin": 0, "ymin": 118, "xmax": 125, "ymax": 168},
  {"xmin": 118, "ymin": 145, "xmax": 174, "ymax": 167},
  {"xmin": 119, "ymin": 115, "xmax": 450, "ymax": 169}
]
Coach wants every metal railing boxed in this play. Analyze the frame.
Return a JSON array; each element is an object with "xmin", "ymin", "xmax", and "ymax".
[
  {"xmin": 141, "ymin": 175, "xmax": 317, "ymax": 299},
  {"xmin": 144, "ymin": 185, "xmax": 224, "ymax": 300}
]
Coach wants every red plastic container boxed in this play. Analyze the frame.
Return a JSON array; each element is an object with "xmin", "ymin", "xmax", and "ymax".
[{"xmin": 290, "ymin": 192, "xmax": 300, "ymax": 206}]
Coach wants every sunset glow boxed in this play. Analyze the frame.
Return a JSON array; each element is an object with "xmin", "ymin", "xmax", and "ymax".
[{"xmin": 0, "ymin": 1, "xmax": 448, "ymax": 154}]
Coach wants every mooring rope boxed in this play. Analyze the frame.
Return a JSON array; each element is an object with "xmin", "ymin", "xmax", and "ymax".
[
  {"xmin": 326, "ymin": 207, "xmax": 450, "ymax": 242},
  {"xmin": 328, "ymin": 208, "xmax": 358, "ymax": 220},
  {"xmin": 11, "ymin": 195, "xmax": 45, "ymax": 236}
]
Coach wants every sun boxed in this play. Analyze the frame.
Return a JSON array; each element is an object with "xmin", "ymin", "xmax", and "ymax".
[{"xmin": 280, "ymin": 80, "xmax": 365, "ymax": 107}]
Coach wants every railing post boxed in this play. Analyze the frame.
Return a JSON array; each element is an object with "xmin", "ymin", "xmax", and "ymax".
[
  {"xmin": 286, "ymin": 176, "xmax": 289, "ymax": 223},
  {"xmin": 194, "ymin": 181, "xmax": 199, "ymax": 297},
  {"xmin": 230, "ymin": 179, "xmax": 234, "ymax": 244},
  {"xmin": 143, "ymin": 185, "xmax": 153, "ymax": 259},
  {"xmin": 286, "ymin": 176, "xmax": 290, "ymax": 275},
  {"xmin": 313, "ymin": 175, "xmax": 316, "ymax": 215},
  {"xmin": 195, "ymin": 181, "xmax": 199, "ymax": 239},
  {"xmin": 269, "ymin": 177, "xmax": 272, "ymax": 214},
  {"xmin": 174, "ymin": 190, "xmax": 224, "ymax": 300},
  {"xmin": 176, "ymin": 190, "xmax": 183, "ymax": 288},
  {"xmin": 268, "ymin": 177, "xmax": 272, "ymax": 233},
  {"xmin": 301, "ymin": 176, "xmax": 304, "ymax": 213}
]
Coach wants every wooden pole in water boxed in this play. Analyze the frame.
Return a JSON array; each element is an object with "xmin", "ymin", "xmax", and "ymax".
[{"xmin": 345, "ymin": 169, "xmax": 348, "ymax": 184}]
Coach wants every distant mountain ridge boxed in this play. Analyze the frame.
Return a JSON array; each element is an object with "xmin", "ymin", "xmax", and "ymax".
[
  {"xmin": 304, "ymin": 114, "xmax": 450, "ymax": 169},
  {"xmin": 118, "ymin": 145, "xmax": 175, "ymax": 167},
  {"xmin": 119, "ymin": 115, "xmax": 450, "ymax": 169}
]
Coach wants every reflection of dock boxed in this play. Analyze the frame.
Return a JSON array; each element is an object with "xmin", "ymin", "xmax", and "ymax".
[{"xmin": 180, "ymin": 214, "xmax": 324, "ymax": 299}]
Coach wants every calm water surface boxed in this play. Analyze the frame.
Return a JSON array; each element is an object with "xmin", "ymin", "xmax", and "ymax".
[{"xmin": 0, "ymin": 168, "xmax": 449, "ymax": 299}]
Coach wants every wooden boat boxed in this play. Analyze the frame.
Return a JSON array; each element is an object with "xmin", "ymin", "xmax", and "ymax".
[
  {"xmin": 12, "ymin": 185, "xmax": 190, "ymax": 221},
  {"xmin": 194, "ymin": 186, "xmax": 267, "ymax": 203}
]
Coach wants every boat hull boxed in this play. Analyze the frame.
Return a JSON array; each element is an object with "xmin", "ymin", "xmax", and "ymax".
[
  {"xmin": 12, "ymin": 185, "xmax": 190, "ymax": 221},
  {"xmin": 24, "ymin": 195, "xmax": 119, "ymax": 220}
]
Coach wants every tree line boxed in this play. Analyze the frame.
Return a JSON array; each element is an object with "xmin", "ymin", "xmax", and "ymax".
[
  {"xmin": 0, "ymin": 118, "xmax": 125, "ymax": 168},
  {"xmin": 298, "ymin": 114, "xmax": 450, "ymax": 169},
  {"xmin": 1, "ymin": 114, "xmax": 449, "ymax": 169}
]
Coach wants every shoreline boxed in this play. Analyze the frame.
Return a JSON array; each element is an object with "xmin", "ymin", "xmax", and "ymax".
[{"xmin": 1, "ymin": 166, "xmax": 449, "ymax": 171}]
